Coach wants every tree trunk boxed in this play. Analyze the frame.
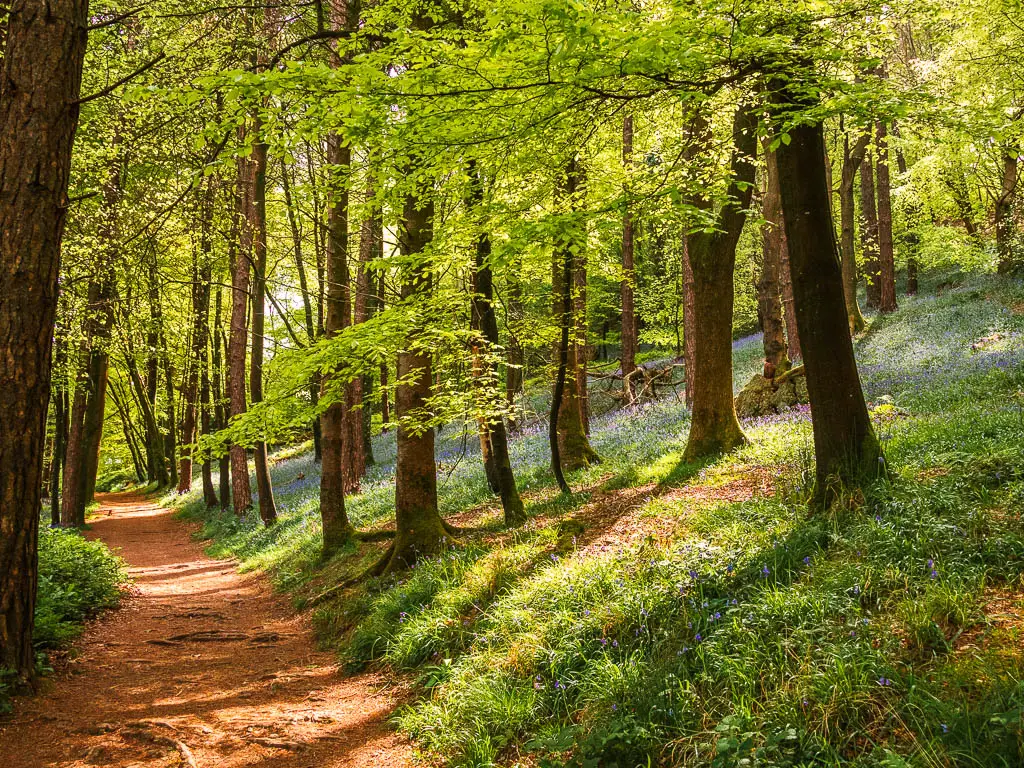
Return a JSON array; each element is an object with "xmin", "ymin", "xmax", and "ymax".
[
  {"xmin": 0, "ymin": 0, "xmax": 89, "ymax": 682},
  {"xmin": 281, "ymin": 158, "xmax": 323, "ymax": 461},
  {"xmin": 470, "ymin": 164, "xmax": 526, "ymax": 526},
  {"xmin": 860, "ymin": 152, "xmax": 882, "ymax": 310},
  {"xmin": 759, "ymin": 142, "xmax": 790, "ymax": 376},
  {"xmin": 319, "ymin": 143, "xmax": 356, "ymax": 557},
  {"xmin": 683, "ymin": 106, "xmax": 756, "ymax": 462},
  {"xmin": 228, "ymin": 146, "xmax": 253, "ymax": 514},
  {"xmin": 996, "ymin": 150, "xmax": 1019, "ymax": 275},
  {"xmin": 357, "ymin": 172, "xmax": 380, "ymax": 467},
  {"xmin": 213, "ymin": 288, "xmax": 230, "ymax": 509},
  {"xmin": 552, "ymin": 158, "xmax": 599, "ymax": 471},
  {"xmin": 682, "ymin": 235, "xmax": 696, "ymax": 409},
  {"xmin": 891, "ymin": 125, "xmax": 919, "ymax": 295},
  {"xmin": 505, "ymin": 255, "xmax": 525, "ymax": 427},
  {"xmin": 621, "ymin": 115, "xmax": 638, "ymax": 401},
  {"xmin": 249, "ymin": 130, "xmax": 277, "ymax": 525},
  {"xmin": 840, "ymin": 133, "xmax": 870, "ymax": 333},
  {"xmin": 378, "ymin": 271, "xmax": 390, "ymax": 429},
  {"xmin": 178, "ymin": 254, "xmax": 202, "ymax": 493},
  {"xmin": 773, "ymin": 78, "xmax": 881, "ymax": 504},
  {"xmin": 875, "ymin": 122, "xmax": 898, "ymax": 313},
  {"xmin": 380, "ymin": 192, "xmax": 450, "ymax": 572}
]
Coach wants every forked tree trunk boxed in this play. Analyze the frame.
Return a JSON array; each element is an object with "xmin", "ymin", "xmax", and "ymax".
[
  {"xmin": 552, "ymin": 158, "xmax": 599, "ymax": 471},
  {"xmin": 0, "ymin": 0, "xmax": 90, "ymax": 683},
  {"xmin": 875, "ymin": 122, "xmax": 898, "ymax": 314},
  {"xmin": 759, "ymin": 141, "xmax": 790, "ymax": 376},
  {"xmin": 228, "ymin": 146, "xmax": 253, "ymax": 514},
  {"xmin": 860, "ymin": 152, "xmax": 882, "ymax": 310},
  {"xmin": 249, "ymin": 131, "xmax": 277, "ymax": 525},
  {"xmin": 621, "ymin": 115, "xmax": 638, "ymax": 400},
  {"xmin": 682, "ymin": 106, "xmax": 756, "ymax": 462},
  {"xmin": 773, "ymin": 77, "xmax": 881, "ymax": 504},
  {"xmin": 470, "ymin": 165, "xmax": 526, "ymax": 526},
  {"xmin": 840, "ymin": 133, "xmax": 870, "ymax": 333}
]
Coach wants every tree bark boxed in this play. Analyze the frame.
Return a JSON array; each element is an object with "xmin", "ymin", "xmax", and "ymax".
[
  {"xmin": 840, "ymin": 133, "xmax": 870, "ymax": 332},
  {"xmin": 249, "ymin": 129, "xmax": 277, "ymax": 525},
  {"xmin": 621, "ymin": 115, "xmax": 638, "ymax": 401},
  {"xmin": 875, "ymin": 122, "xmax": 898, "ymax": 313},
  {"xmin": 682, "ymin": 236, "xmax": 696, "ymax": 409},
  {"xmin": 759, "ymin": 142, "xmax": 790, "ymax": 376},
  {"xmin": 552, "ymin": 158, "xmax": 599, "ymax": 471},
  {"xmin": 683, "ymin": 106, "xmax": 756, "ymax": 462},
  {"xmin": 213, "ymin": 288, "xmax": 231, "ymax": 509},
  {"xmin": 357, "ymin": 172, "xmax": 381, "ymax": 466},
  {"xmin": 505, "ymin": 255, "xmax": 525, "ymax": 426},
  {"xmin": 860, "ymin": 152, "xmax": 882, "ymax": 310},
  {"xmin": 0, "ymin": 0, "xmax": 90, "ymax": 683},
  {"xmin": 996, "ymin": 149, "xmax": 1019, "ymax": 275},
  {"xmin": 891, "ymin": 125, "xmax": 919, "ymax": 295},
  {"xmin": 470, "ymin": 164, "xmax": 526, "ymax": 526},
  {"xmin": 228, "ymin": 145, "xmax": 253, "ymax": 514},
  {"xmin": 379, "ymin": 191, "xmax": 450, "ymax": 572},
  {"xmin": 773, "ymin": 77, "xmax": 881, "ymax": 504}
]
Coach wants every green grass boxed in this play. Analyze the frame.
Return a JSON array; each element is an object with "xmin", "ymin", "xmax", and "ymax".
[{"xmin": 172, "ymin": 270, "xmax": 1024, "ymax": 766}]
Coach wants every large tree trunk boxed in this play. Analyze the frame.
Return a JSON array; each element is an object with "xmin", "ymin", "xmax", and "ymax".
[
  {"xmin": 552, "ymin": 158, "xmax": 599, "ymax": 472},
  {"xmin": 228, "ymin": 148, "xmax": 253, "ymax": 514},
  {"xmin": 773, "ymin": 78, "xmax": 881, "ymax": 505},
  {"xmin": 470, "ymin": 164, "xmax": 526, "ymax": 526},
  {"xmin": 875, "ymin": 122, "xmax": 898, "ymax": 313},
  {"xmin": 682, "ymin": 106, "xmax": 756, "ymax": 462},
  {"xmin": 860, "ymin": 152, "xmax": 882, "ymax": 310},
  {"xmin": 281, "ymin": 158, "xmax": 323, "ymax": 461},
  {"xmin": 996, "ymin": 149, "xmax": 1019, "ymax": 275},
  {"xmin": 759, "ymin": 142, "xmax": 790, "ymax": 376},
  {"xmin": 249, "ymin": 129, "xmax": 278, "ymax": 525},
  {"xmin": 378, "ymin": 192, "xmax": 450, "ymax": 572},
  {"xmin": 840, "ymin": 133, "xmax": 870, "ymax": 333},
  {"xmin": 0, "ymin": 0, "xmax": 90, "ymax": 684},
  {"xmin": 621, "ymin": 115, "xmax": 638, "ymax": 401}
]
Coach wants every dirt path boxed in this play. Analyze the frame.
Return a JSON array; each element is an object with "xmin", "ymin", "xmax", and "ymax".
[{"xmin": 0, "ymin": 492, "xmax": 414, "ymax": 768}]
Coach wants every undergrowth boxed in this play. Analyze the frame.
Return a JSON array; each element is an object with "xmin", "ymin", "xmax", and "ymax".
[{"xmin": 172, "ymin": 271, "xmax": 1024, "ymax": 766}]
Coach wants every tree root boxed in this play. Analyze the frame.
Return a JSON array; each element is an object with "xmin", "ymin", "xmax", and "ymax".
[{"xmin": 121, "ymin": 721, "xmax": 198, "ymax": 768}]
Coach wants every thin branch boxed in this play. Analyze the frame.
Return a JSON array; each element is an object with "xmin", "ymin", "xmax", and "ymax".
[{"xmin": 76, "ymin": 53, "xmax": 167, "ymax": 105}]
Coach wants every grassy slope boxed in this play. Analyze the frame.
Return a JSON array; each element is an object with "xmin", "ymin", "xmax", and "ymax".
[{"xmin": 173, "ymin": 271, "xmax": 1024, "ymax": 767}]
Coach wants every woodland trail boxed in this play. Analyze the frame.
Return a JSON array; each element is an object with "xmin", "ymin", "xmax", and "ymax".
[{"xmin": 0, "ymin": 492, "xmax": 413, "ymax": 768}]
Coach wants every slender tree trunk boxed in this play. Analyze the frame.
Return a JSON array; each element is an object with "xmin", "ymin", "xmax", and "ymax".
[
  {"xmin": 109, "ymin": 382, "xmax": 145, "ymax": 482},
  {"xmin": 470, "ymin": 164, "xmax": 526, "ymax": 525},
  {"xmin": 759, "ymin": 142, "xmax": 790, "ymax": 376},
  {"xmin": 213, "ymin": 288, "xmax": 231, "ymax": 509},
  {"xmin": 281, "ymin": 158, "xmax": 323, "ymax": 461},
  {"xmin": 773, "ymin": 77, "xmax": 881, "ymax": 504},
  {"xmin": 892, "ymin": 125, "xmax": 919, "ymax": 294},
  {"xmin": 552, "ymin": 158, "xmax": 599, "ymax": 471},
  {"xmin": 860, "ymin": 152, "xmax": 882, "ymax": 310},
  {"xmin": 249, "ymin": 130, "xmax": 277, "ymax": 525},
  {"xmin": 840, "ymin": 133, "xmax": 870, "ymax": 332},
  {"xmin": 875, "ymin": 122, "xmax": 898, "ymax": 313},
  {"xmin": 683, "ymin": 106, "xmax": 756, "ymax": 462},
  {"xmin": 124, "ymin": 348, "xmax": 167, "ymax": 488},
  {"xmin": 505, "ymin": 255, "xmax": 525, "ymax": 426},
  {"xmin": 178, "ymin": 256, "xmax": 202, "ymax": 493},
  {"xmin": 996, "ymin": 150, "xmax": 1020, "ymax": 275},
  {"xmin": 196, "ymin": 180, "xmax": 218, "ymax": 506},
  {"xmin": 357, "ymin": 171, "xmax": 379, "ymax": 467},
  {"xmin": 378, "ymin": 271, "xmax": 390, "ymax": 429},
  {"xmin": 228, "ymin": 147, "xmax": 253, "ymax": 514},
  {"xmin": 162, "ymin": 344, "xmax": 177, "ymax": 489},
  {"xmin": 0, "ymin": 0, "xmax": 89, "ymax": 682},
  {"xmin": 621, "ymin": 115, "xmax": 638, "ymax": 401}
]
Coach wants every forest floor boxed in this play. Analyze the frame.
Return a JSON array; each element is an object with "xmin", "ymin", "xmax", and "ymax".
[{"xmin": 0, "ymin": 492, "xmax": 413, "ymax": 768}]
